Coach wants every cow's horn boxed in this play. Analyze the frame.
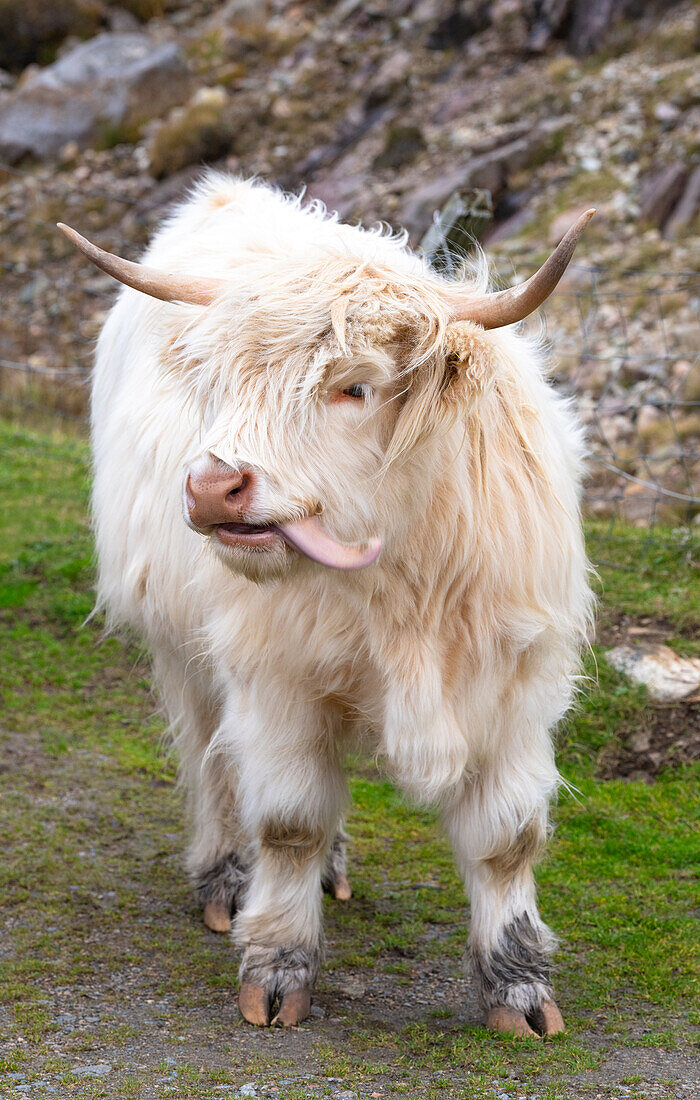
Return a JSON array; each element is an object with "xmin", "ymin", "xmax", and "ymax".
[
  {"xmin": 57, "ymin": 223, "xmax": 227, "ymax": 306},
  {"xmin": 450, "ymin": 208, "xmax": 595, "ymax": 329}
]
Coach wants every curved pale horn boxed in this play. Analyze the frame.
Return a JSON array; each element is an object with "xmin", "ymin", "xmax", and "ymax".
[
  {"xmin": 450, "ymin": 208, "xmax": 595, "ymax": 328},
  {"xmin": 57, "ymin": 223, "xmax": 227, "ymax": 305}
]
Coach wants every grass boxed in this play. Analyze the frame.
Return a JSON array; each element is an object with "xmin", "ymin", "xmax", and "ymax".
[{"xmin": 0, "ymin": 419, "xmax": 698, "ymax": 1099}]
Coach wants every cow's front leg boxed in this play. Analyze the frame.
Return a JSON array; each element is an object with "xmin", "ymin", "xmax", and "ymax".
[
  {"xmin": 236, "ymin": 832, "xmax": 327, "ymax": 1027},
  {"xmin": 230, "ymin": 701, "xmax": 345, "ymax": 1028},
  {"xmin": 443, "ymin": 761, "xmax": 565, "ymax": 1038}
]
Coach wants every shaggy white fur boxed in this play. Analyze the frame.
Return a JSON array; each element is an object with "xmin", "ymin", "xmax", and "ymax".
[{"xmin": 90, "ymin": 173, "xmax": 593, "ymax": 1028}]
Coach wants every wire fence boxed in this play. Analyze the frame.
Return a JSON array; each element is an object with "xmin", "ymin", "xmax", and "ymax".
[{"xmin": 1, "ymin": 163, "xmax": 699, "ymax": 546}]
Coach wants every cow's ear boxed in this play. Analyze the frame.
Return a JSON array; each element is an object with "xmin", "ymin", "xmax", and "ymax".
[{"xmin": 442, "ymin": 321, "xmax": 496, "ymax": 400}]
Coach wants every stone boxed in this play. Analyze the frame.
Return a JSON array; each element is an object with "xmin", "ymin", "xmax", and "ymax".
[
  {"xmin": 0, "ymin": 32, "xmax": 191, "ymax": 163},
  {"xmin": 653, "ymin": 101, "xmax": 681, "ymax": 124},
  {"xmin": 420, "ymin": 187, "xmax": 493, "ymax": 269},
  {"xmin": 70, "ymin": 1063, "xmax": 112, "ymax": 1077},
  {"xmin": 640, "ymin": 162, "xmax": 688, "ymax": 229},
  {"xmin": 568, "ymin": 0, "xmax": 628, "ymax": 58},
  {"xmin": 605, "ymin": 644, "xmax": 700, "ymax": 703},
  {"xmin": 664, "ymin": 165, "xmax": 700, "ymax": 239},
  {"xmin": 548, "ymin": 204, "xmax": 595, "ymax": 247},
  {"xmin": 400, "ymin": 128, "xmax": 563, "ymax": 239}
]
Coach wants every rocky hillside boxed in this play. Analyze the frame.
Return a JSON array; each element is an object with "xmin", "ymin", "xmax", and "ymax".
[{"xmin": 0, "ymin": 0, "xmax": 698, "ymax": 521}]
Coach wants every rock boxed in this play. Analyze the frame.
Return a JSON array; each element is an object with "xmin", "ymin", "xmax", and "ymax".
[
  {"xmin": 640, "ymin": 162, "xmax": 688, "ymax": 229},
  {"xmin": 364, "ymin": 48, "xmax": 413, "ymax": 107},
  {"xmin": 0, "ymin": 32, "xmax": 191, "ymax": 163},
  {"xmin": 70, "ymin": 1063, "xmax": 112, "ymax": 1077},
  {"xmin": 664, "ymin": 165, "xmax": 700, "ymax": 239},
  {"xmin": 399, "ymin": 142, "xmax": 511, "ymax": 238},
  {"xmin": 147, "ymin": 85, "xmax": 232, "ymax": 178},
  {"xmin": 548, "ymin": 204, "xmax": 595, "ymax": 246},
  {"xmin": 0, "ymin": 0, "xmax": 104, "ymax": 72},
  {"xmin": 338, "ymin": 977, "xmax": 366, "ymax": 998},
  {"xmin": 653, "ymin": 101, "xmax": 681, "ymax": 124},
  {"xmin": 401, "ymin": 124, "xmax": 567, "ymax": 239},
  {"xmin": 420, "ymin": 187, "xmax": 493, "ymax": 268},
  {"xmin": 485, "ymin": 204, "xmax": 536, "ymax": 244},
  {"xmin": 605, "ymin": 644, "xmax": 700, "ymax": 703}
]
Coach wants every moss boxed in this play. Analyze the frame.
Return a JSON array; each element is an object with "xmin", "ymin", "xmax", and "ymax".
[{"xmin": 147, "ymin": 87, "xmax": 234, "ymax": 179}]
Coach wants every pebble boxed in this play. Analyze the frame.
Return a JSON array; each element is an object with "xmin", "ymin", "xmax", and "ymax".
[
  {"xmin": 70, "ymin": 1063, "xmax": 112, "ymax": 1077},
  {"xmin": 239, "ymin": 1086, "xmax": 257, "ymax": 1097}
]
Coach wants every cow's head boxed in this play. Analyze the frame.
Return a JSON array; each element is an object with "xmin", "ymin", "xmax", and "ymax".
[{"xmin": 59, "ymin": 209, "xmax": 593, "ymax": 583}]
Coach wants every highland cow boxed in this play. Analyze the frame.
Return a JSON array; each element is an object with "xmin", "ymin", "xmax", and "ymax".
[{"xmin": 60, "ymin": 175, "xmax": 594, "ymax": 1034}]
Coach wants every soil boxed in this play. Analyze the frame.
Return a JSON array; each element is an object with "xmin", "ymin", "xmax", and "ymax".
[
  {"xmin": 598, "ymin": 700, "xmax": 700, "ymax": 780},
  {"xmin": 594, "ymin": 613, "xmax": 700, "ymax": 780}
]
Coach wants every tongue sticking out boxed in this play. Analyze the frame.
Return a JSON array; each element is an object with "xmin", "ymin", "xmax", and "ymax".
[{"xmin": 279, "ymin": 515, "xmax": 381, "ymax": 571}]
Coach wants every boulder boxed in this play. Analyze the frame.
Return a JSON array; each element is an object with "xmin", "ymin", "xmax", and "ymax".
[
  {"xmin": 640, "ymin": 162, "xmax": 688, "ymax": 229},
  {"xmin": 664, "ymin": 165, "xmax": 700, "ymax": 239},
  {"xmin": 606, "ymin": 644, "xmax": 700, "ymax": 703},
  {"xmin": 420, "ymin": 187, "xmax": 493, "ymax": 268},
  {"xmin": 0, "ymin": 32, "xmax": 191, "ymax": 163},
  {"xmin": 399, "ymin": 128, "xmax": 559, "ymax": 239}
]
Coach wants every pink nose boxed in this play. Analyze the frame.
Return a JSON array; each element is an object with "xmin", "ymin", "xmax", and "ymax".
[{"xmin": 186, "ymin": 455, "xmax": 257, "ymax": 528}]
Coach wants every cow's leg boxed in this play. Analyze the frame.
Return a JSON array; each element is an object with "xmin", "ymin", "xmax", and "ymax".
[
  {"xmin": 153, "ymin": 651, "xmax": 246, "ymax": 933},
  {"xmin": 184, "ymin": 748, "xmax": 249, "ymax": 934},
  {"xmin": 231, "ymin": 700, "xmax": 346, "ymax": 1027},
  {"xmin": 442, "ymin": 757, "xmax": 564, "ymax": 1038},
  {"xmin": 321, "ymin": 827, "xmax": 352, "ymax": 901}
]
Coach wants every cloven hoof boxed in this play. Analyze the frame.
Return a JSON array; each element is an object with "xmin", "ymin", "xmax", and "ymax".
[
  {"xmin": 331, "ymin": 873, "xmax": 352, "ymax": 901},
  {"xmin": 238, "ymin": 983, "xmax": 311, "ymax": 1028},
  {"xmin": 486, "ymin": 1001, "xmax": 565, "ymax": 1038},
  {"xmin": 238, "ymin": 983, "xmax": 272, "ymax": 1026},
  {"xmin": 203, "ymin": 901, "xmax": 231, "ymax": 933},
  {"xmin": 271, "ymin": 987, "xmax": 312, "ymax": 1027},
  {"xmin": 530, "ymin": 999, "xmax": 565, "ymax": 1036},
  {"xmin": 486, "ymin": 1006, "xmax": 537, "ymax": 1037}
]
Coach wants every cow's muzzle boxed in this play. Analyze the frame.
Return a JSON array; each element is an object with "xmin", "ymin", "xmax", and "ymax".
[{"xmin": 185, "ymin": 455, "xmax": 381, "ymax": 571}]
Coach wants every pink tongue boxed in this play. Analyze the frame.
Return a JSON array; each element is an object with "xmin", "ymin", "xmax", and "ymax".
[{"xmin": 279, "ymin": 515, "xmax": 381, "ymax": 570}]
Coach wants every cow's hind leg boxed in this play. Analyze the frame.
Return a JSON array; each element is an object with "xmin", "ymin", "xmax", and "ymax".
[
  {"xmin": 321, "ymin": 827, "xmax": 352, "ymax": 901},
  {"xmin": 195, "ymin": 850, "xmax": 248, "ymax": 933},
  {"xmin": 153, "ymin": 651, "xmax": 246, "ymax": 933},
  {"xmin": 443, "ymin": 755, "xmax": 564, "ymax": 1038}
]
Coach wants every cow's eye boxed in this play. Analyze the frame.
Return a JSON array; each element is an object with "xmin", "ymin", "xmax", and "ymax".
[{"xmin": 342, "ymin": 384, "xmax": 368, "ymax": 400}]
